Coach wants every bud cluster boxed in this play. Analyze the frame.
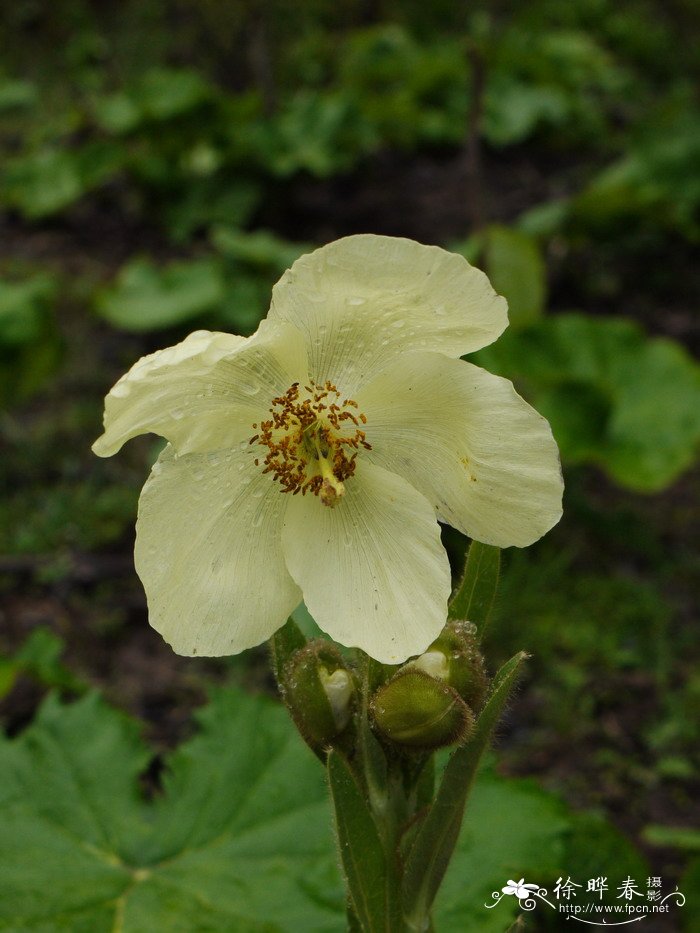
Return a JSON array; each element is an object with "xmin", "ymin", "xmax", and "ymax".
[{"xmin": 276, "ymin": 620, "xmax": 488, "ymax": 757}]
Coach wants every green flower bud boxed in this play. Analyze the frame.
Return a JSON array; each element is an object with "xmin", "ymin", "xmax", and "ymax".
[
  {"xmin": 283, "ymin": 641, "xmax": 354, "ymax": 751},
  {"xmin": 429, "ymin": 621, "xmax": 489, "ymax": 710},
  {"xmin": 370, "ymin": 669, "xmax": 474, "ymax": 750}
]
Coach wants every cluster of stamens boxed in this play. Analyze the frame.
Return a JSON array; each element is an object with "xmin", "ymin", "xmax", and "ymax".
[{"xmin": 250, "ymin": 379, "xmax": 371, "ymax": 507}]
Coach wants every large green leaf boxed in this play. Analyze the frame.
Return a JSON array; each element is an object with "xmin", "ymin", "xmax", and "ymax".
[
  {"xmin": 0, "ymin": 689, "xmax": 341, "ymax": 932},
  {"xmin": 475, "ymin": 313, "xmax": 700, "ymax": 491},
  {"xmin": 0, "ymin": 687, "xmax": 647, "ymax": 932},
  {"xmin": 95, "ymin": 257, "xmax": 225, "ymax": 332}
]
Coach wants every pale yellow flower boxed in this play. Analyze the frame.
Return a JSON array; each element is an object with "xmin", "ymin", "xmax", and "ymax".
[{"xmin": 94, "ymin": 235, "xmax": 562, "ymax": 663}]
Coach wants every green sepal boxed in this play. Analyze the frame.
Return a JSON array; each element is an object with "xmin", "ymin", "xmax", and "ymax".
[
  {"xmin": 358, "ymin": 715, "xmax": 389, "ymax": 819},
  {"xmin": 401, "ymin": 651, "xmax": 527, "ymax": 928},
  {"xmin": 327, "ymin": 749, "xmax": 395, "ymax": 933},
  {"xmin": 448, "ymin": 540, "xmax": 500, "ymax": 640},
  {"xmin": 270, "ymin": 616, "xmax": 307, "ymax": 686},
  {"xmin": 279, "ymin": 640, "xmax": 354, "ymax": 758},
  {"xmin": 427, "ymin": 622, "xmax": 489, "ymax": 710}
]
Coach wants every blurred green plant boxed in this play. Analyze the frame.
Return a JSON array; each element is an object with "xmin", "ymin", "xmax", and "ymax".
[
  {"xmin": 94, "ymin": 231, "xmax": 311, "ymax": 336},
  {"xmin": 0, "ymin": 272, "xmax": 61, "ymax": 406},
  {"xmin": 95, "ymin": 257, "xmax": 225, "ymax": 332},
  {"xmin": 3, "ymin": 143, "xmax": 124, "ymax": 219},
  {"xmin": 0, "ymin": 628, "xmax": 84, "ymax": 700},
  {"xmin": 482, "ymin": 27, "xmax": 630, "ymax": 147}
]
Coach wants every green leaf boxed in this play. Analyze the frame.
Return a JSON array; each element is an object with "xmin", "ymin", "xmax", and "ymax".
[
  {"xmin": 484, "ymin": 225, "xmax": 546, "ymax": 329},
  {"xmin": 680, "ymin": 856, "xmax": 700, "ymax": 931},
  {"xmin": 13, "ymin": 627, "xmax": 85, "ymax": 693},
  {"xmin": 642, "ymin": 825, "xmax": 700, "ymax": 852},
  {"xmin": 3, "ymin": 144, "xmax": 123, "ymax": 219},
  {"xmin": 96, "ymin": 257, "xmax": 225, "ymax": 332},
  {"xmin": 0, "ymin": 273, "xmax": 61, "ymax": 407},
  {"xmin": 0, "ymin": 274, "xmax": 56, "ymax": 346},
  {"xmin": 94, "ymin": 91, "xmax": 143, "ymax": 133},
  {"xmin": 3, "ymin": 150, "xmax": 83, "ymax": 219},
  {"xmin": 448, "ymin": 540, "xmax": 500, "ymax": 638},
  {"xmin": 167, "ymin": 180, "xmax": 261, "ymax": 243},
  {"xmin": 474, "ymin": 313, "xmax": 700, "ymax": 491},
  {"xmin": 138, "ymin": 68, "xmax": 212, "ymax": 121},
  {"xmin": 211, "ymin": 227, "xmax": 310, "ymax": 272},
  {"xmin": 435, "ymin": 773, "xmax": 569, "ymax": 931},
  {"xmin": 562, "ymin": 811, "xmax": 648, "ymax": 907},
  {"xmin": 0, "ymin": 78, "xmax": 37, "ymax": 111},
  {"xmin": 402, "ymin": 652, "xmax": 526, "ymax": 927},
  {"xmin": 327, "ymin": 750, "xmax": 392, "ymax": 932},
  {"xmin": 483, "ymin": 78, "xmax": 568, "ymax": 146},
  {"xmin": 0, "ymin": 688, "xmax": 343, "ymax": 932}
]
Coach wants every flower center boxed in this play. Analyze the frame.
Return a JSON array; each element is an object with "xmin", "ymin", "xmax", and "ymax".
[{"xmin": 250, "ymin": 379, "xmax": 371, "ymax": 507}]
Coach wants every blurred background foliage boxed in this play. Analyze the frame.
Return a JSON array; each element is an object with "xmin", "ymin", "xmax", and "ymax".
[{"xmin": 1, "ymin": 0, "xmax": 699, "ymax": 925}]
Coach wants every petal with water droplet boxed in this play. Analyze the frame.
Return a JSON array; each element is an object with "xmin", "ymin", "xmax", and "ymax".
[
  {"xmin": 357, "ymin": 351, "xmax": 563, "ymax": 547},
  {"xmin": 136, "ymin": 444, "xmax": 300, "ymax": 656},
  {"xmin": 93, "ymin": 321, "xmax": 308, "ymax": 457},
  {"xmin": 268, "ymin": 234, "xmax": 507, "ymax": 393},
  {"xmin": 281, "ymin": 460, "xmax": 450, "ymax": 664}
]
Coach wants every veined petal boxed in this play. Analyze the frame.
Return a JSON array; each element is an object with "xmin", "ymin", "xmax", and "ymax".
[
  {"xmin": 357, "ymin": 352, "xmax": 563, "ymax": 548},
  {"xmin": 93, "ymin": 321, "xmax": 308, "ymax": 457},
  {"xmin": 281, "ymin": 460, "xmax": 451, "ymax": 664},
  {"xmin": 269, "ymin": 235, "xmax": 507, "ymax": 393},
  {"xmin": 135, "ymin": 444, "xmax": 301, "ymax": 656}
]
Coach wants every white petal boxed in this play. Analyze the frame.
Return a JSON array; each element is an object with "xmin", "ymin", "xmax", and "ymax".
[
  {"xmin": 269, "ymin": 235, "xmax": 507, "ymax": 393},
  {"xmin": 281, "ymin": 460, "xmax": 451, "ymax": 664},
  {"xmin": 357, "ymin": 352, "xmax": 563, "ymax": 548},
  {"xmin": 135, "ymin": 444, "xmax": 301, "ymax": 656},
  {"xmin": 93, "ymin": 321, "xmax": 307, "ymax": 457}
]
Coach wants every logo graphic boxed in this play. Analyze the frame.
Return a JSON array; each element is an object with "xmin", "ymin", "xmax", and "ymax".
[{"xmin": 485, "ymin": 875, "xmax": 686, "ymax": 926}]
